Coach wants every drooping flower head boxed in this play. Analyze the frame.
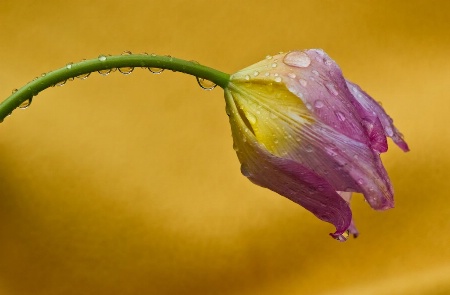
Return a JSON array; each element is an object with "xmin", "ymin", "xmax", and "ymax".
[{"xmin": 224, "ymin": 49, "xmax": 409, "ymax": 241}]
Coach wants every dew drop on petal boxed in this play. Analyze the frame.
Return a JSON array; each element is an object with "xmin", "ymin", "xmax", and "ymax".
[
  {"xmin": 253, "ymin": 71, "xmax": 259, "ymax": 77},
  {"xmin": 288, "ymin": 73, "xmax": 296, "ymax": 79},
  {"xmin": 314, "ymin": 100, "xmax": 324, "ymax": 108},
  {"xmin": 306, "ymin": 103, "xmax": 312, "ymax": 110},
  {"xmin": 299, "ymin": 79, "xmax": 307, "ymax": 87},
  {"xmin": 274, "ymin": 77, "xmax": 282, "ymax": 83},
  {"xmin": 266, "ymin": 55, "xmax": 273, "ymax": 60},
  {"xmin": 271, "ymin": 63, "xmax": 277, "ymax": 68},
  {"xmin": 335, "ymin": 231, "xmax": 350, "ymax": 242},
  {"xmin": 312, "ymin": 70, "xmax": 319, "ymax": 76},
  {"xmin": 245, "ymin": 75, "xmax": 250, "ymax": 81},
  {"xmin": 325, "ymin": 83, "xmax": 339, "ymax": 96},
  {"xmin": 335, "ymin": 111, "xmax": 346, "ymax": 121},
  {"xmin": 304, "ymin": 145, "xmax": 314, "ymax": 152},
  {"xmin": 247, "ymin": 113, "xmax": 257, "ymax": 124},
  {"xmin": 325, "ymin": 146, "xmax": 338, "ymax": 157},
  {"xmin": 283, "ymin": 51, "xmax": 311, "ymax": 68}
]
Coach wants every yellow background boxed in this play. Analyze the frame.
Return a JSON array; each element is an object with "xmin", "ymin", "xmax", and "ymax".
[{"xmin": 0, "ymin": 1, "xmax": 449, "ymax": 294}]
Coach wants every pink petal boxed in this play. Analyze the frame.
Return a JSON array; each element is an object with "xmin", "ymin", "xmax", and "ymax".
[{"xmin": 346, "ymin": 80, "xmax": 410, "ymax": 152}]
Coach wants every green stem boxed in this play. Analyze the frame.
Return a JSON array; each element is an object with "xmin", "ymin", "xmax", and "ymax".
[{"xmin": 0, "ymin": 54, "xmax": 230, "ymax": 121}]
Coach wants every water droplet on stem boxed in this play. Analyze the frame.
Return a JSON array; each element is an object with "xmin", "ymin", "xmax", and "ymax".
[
  {"xmin": 196, "ymin": 77, "xmax": 217, "ymax": 90},
  {"xmin": 118, "ymin": 51, "xmax": 134, "ymax": 75},
  {"xmin": 76, "ymin": 72, "xmax": 90, "ymax": 80},
  {"xmin": 19, "ymin": 98, "xmax": 32, "ymax": 109}
]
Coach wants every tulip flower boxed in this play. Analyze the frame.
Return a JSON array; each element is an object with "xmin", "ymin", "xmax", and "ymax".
[{"xmin": 224, "ymin": 49, "xmax": 409, "ymax": 241}]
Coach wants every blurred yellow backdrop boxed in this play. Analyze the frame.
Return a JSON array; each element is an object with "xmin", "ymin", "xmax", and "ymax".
[{"xmin": 0, "ymin": 1, "xmax": 449, "ymax": 294}]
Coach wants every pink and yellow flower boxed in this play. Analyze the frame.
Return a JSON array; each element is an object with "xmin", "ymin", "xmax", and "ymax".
[{"xmin": 224, "ymin": 49, "xmax": 409, "ymax": 241}]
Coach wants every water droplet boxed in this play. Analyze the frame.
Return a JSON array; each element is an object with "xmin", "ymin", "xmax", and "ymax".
[
  {"xmin": 385, "ymin": 126, "xmax": 394, "ymax": 137},
  {"xmin": 314, "ymin": 100, "xmax": 324, "ymax": 108},
  {"xmin": 334, "ymin": 231, "xmax": 350, "ymax": 242},
  {"xmin": 66, "ymin": 63, "xmax": 73, "ymax": 69},
  {"xmin": 98, "ymin": 69, "xmax": 112, "ymax": 76},
  {"xmin": 245, "ymin": 75, "xmax": 250, "ymax": 81},
  {"xmin": 357, "ymin": 178, "xmax": 364, "ymax": 185},
  {"xmin": 325, "ymin": 146, "xmax": 338, "ymax": 157},
  {"xmin": 312, "ymin": 70, "xmax": 319, "ymax": 76},
  {"xmin": 325, "ymin": 83, "xmax": 339, "ymax": 96},
  {"xmin": 233, "ymin": 143, "xmax": 239, "ymax": 151},
  {"xmin": 299, "ymin": 79, "xmax": 307, "ymax": 87},
  {"xmin": 271, "ymin": 63, "xmax": 277, "ymax": 68},
  {"xmin": 19, "ymin": 98, "xmax": 32, "ymax": 109},
  {"xmin": 247, "ymin": 113, "xmax": 257, "ymax": 125},
  {"xmin": 283, "ymin": 51, "xmax": 311, "ymax": 68},
  {"xmin": 274, "ymin": 139, "xmax": 279, "ymax": 144},
  {"xmin": 288, "ymin": 73, "xmax": 296, "ymax": 79},
  {"xmin": 264, "ymin": 72, "xmax": 270, "ymax": 77},
  {"xmin": 335, "ymin": 111, "xmax": 346, "ymax": 121},
  {"xmin": 274, "ymin": 77, "xmax": 282, "ymax": 83},
  {"xmin": 305, "ymin": 145, "xmax": 314, "ymax": 152},
  {"xmin": 306, "ymin": 103, "xmax": 312, "ymax": 110},
  {"xmin": 325, "ymin": 60, "xmax": 333, "ymax": 66},
  {"xmin": 76, "ymin": 72, "xmax": 90, "ymax": 80},
  {"xmin": 266, "ymin": 55, "xmax": 273, "ymax": 60},
  {"xmin": 196, "ymin": 77, "xmax": 217, "ymax": 90},
  {"xmin": 118, "ymin": 51, "xmax": 134, "ymax": 74},
  {"xmin": 253, "ymin": 71, "xmax": 259, "ymax": 77},
  {"xmin": 55, "ymin": 80, "xmax": 66, "ymax": 86},
  {"xmin": 98, "ymin": 55, "xmax": 107, "ymax": 62},
  {"xmin": 149, "ymin": 67, "xmax": 164, "ymax": 74}
]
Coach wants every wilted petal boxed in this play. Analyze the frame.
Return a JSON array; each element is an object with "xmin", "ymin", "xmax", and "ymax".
[
  {"xmin": 225, "ymin": 49, "xmax": 409, "ymax": 239},
  {"xmin": 225, "ymin": 89, "xmax": 352, "ymax": 239}
]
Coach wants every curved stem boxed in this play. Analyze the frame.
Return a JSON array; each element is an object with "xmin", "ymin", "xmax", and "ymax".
[{"xmin": 0, "ymin": 54, "xmax": 230, "ymax": 121}]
